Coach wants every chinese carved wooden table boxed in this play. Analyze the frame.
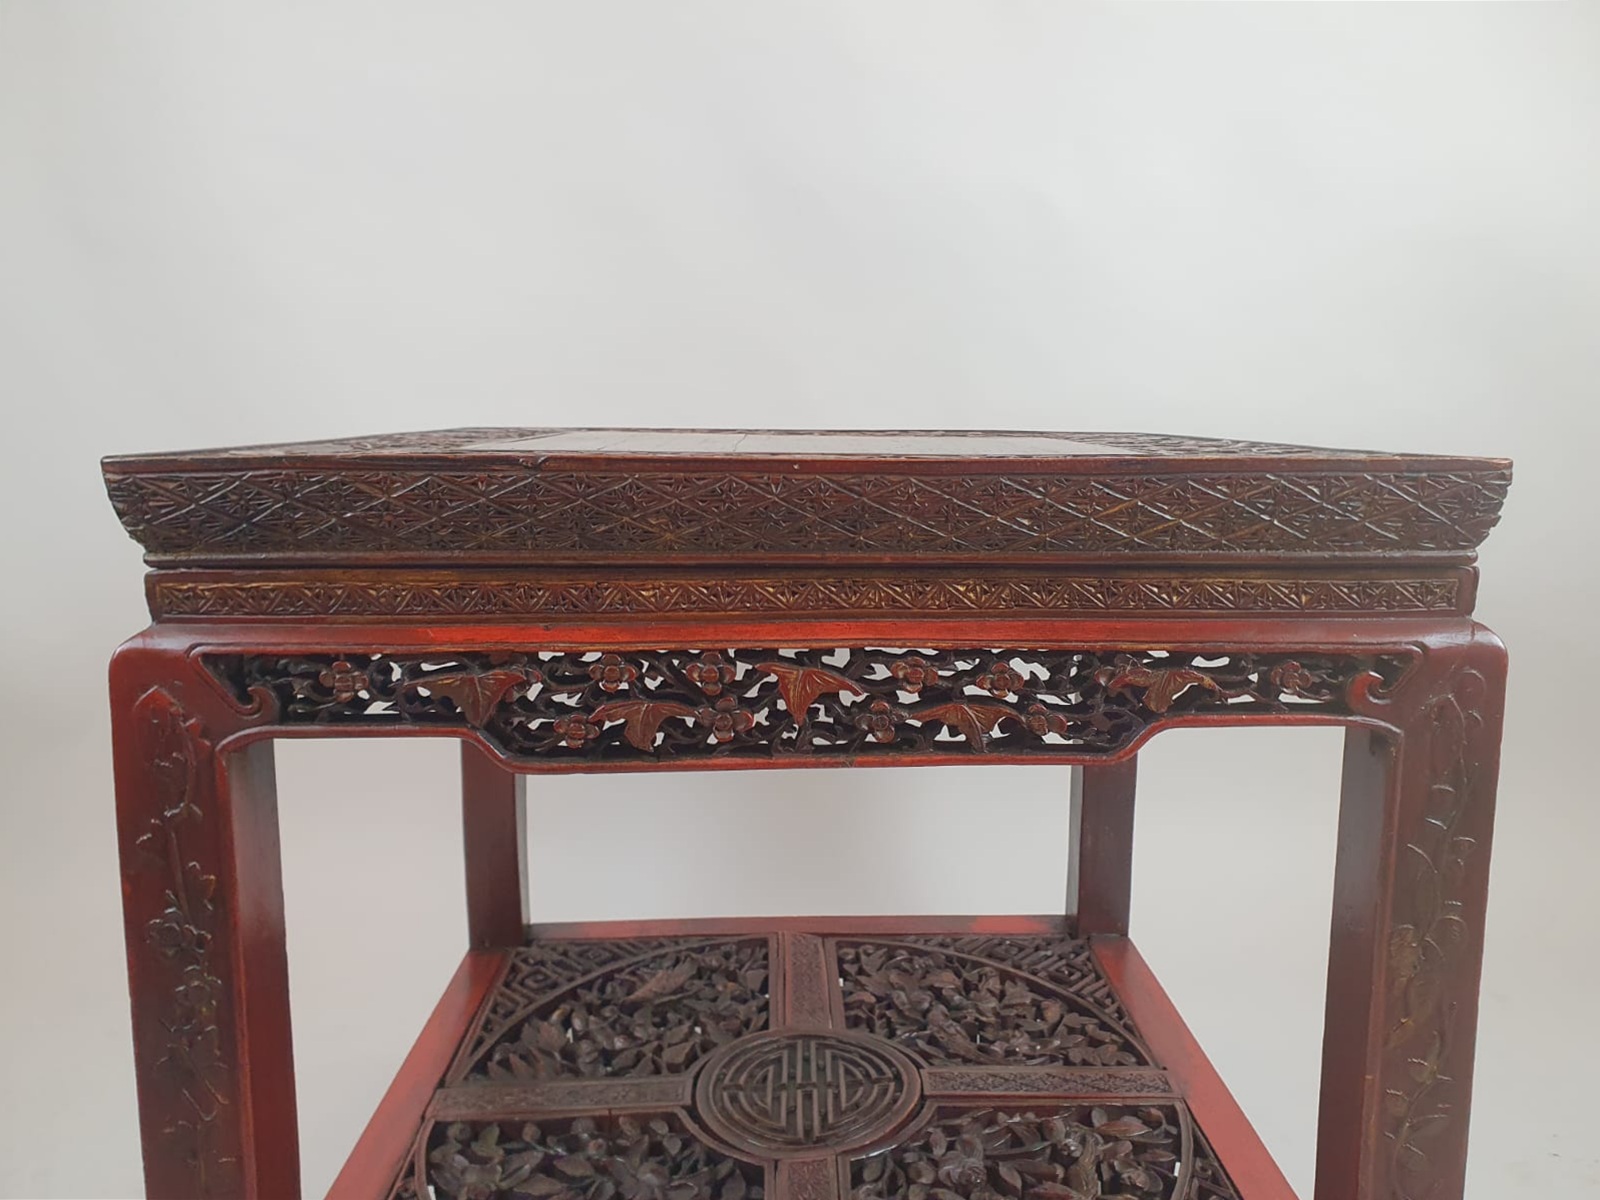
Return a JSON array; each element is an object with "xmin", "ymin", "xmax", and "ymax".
[{"xmin": 103, "ymin": 429, "xmax": 1512, "ymax": 1200}]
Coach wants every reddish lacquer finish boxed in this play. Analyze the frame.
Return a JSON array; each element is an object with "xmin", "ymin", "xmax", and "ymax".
[
  {"xmin": 1094, "ymin": 937, "xmax": 1296, "ymax": 1199},
  {"xmin": 102, "ymin": 429, "xmax": 1511, "ymax": 1200},
  {"xmin": 329, "ymin": 951, "xmax": 505, "ymax": 1200}
]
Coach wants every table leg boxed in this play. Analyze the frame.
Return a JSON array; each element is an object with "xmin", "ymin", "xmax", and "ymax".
[
  {"xmin": 461, "ymin": 742, "xmax": 528, "ymax": 948},
  {"xmin": 1317, "ymin": 628, "xmax": 1507, "ymax": 1200},
  {"xmin": 1067, "ymin": 758, "xmax": 1139, "ymax": 936},
  {"xmin": 111, "ymin": 640, "xmax": 298, "ymax": 1200}
]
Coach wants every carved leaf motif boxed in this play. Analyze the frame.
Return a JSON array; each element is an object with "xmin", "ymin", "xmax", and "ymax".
[
  {"xmin": 840, "ymin": 938, "xmax": 1144, "ymax": 1069},
  {"xmin": 1388, "ymin": 925, "xmax": 1422, "ymax": 989},
  {"xmin": 755, "ymin": 661, "xmax": 863, "ymax": 716},
  {"xmin": 590, "ymin": 700, "xmax": 695, "ymax": 752},
  {"xmin": 916, "ymin": 702, "xmax": 1016, "ymax": 751},
  {"xmin": 422, "ymin": 668, "xmax": 532, "ymax": 726},
  {"xmin": 625, "ymin": 959, "xmax": 699, "ymax": 1003},
  {"xmin": 140, "ymin": 688, "xmax": 203, "ymax": 823}
]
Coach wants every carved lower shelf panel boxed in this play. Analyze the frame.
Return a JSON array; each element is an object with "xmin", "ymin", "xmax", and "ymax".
[{"xmin": 358, "ymin": 924, "xmax": 1269, "ymax": 1200}]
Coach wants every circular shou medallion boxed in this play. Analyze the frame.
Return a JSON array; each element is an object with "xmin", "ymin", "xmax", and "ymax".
[{"xmin": 694, "ymin": 1031, "xmax": 920, "ymax": 1158}]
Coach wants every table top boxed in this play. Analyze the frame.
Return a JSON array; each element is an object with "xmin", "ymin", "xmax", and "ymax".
[
  {"xmin": 103, "ymin": 427, "xmax": 1511, "ymax": 568},
  {"xmin": 106, "ymin": 425, "xmax": 1497, "ymax": 465}
]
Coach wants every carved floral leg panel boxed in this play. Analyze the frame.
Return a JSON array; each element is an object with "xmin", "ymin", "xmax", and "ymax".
[
  {"xmin": 110, "ymin": 640, "xmax": 299, "ymax": 1200},
  {"xmin": 384, "ymin": 932, "xmax": 1256, "ymax": 1200},
  {"xmin": 1319, "ymin": 630, "xmax": 1507, "ymax": 1200}
]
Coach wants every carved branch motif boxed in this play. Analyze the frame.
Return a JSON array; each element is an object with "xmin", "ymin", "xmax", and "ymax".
[
  {"xmin": 838, "ymin": 939, "xmax": 1150, "ymax": 1069},
  {"xmin": 852, "ymin": 1106, "xmax": 1240, "ymax": 1200},
  {"xmin": 130, "ymin": 687, "xmax": 233, "ymax": 1193},
  {"xmin": 205, "ymin": 648, "xmax": 1409, "ymax": 765},
  {"xmin": 1382, "ymin": 666, "xmax": 1490, "ymax": 1197},
  {"xmin": 149, "ymin": 573, "xmax": 1467, "ymax": 619}
]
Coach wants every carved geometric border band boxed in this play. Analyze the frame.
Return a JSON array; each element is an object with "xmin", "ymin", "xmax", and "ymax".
[
  {"xmin": 106, "ymin": 465, "xmax": 1511, "ymax": 561},
  {"xmin": 202, "ymin": 645, "xmax": 1412, "ymax": 765},
  {"xmin": 149, "ymin": 572, "xmax": 1464, "ymax": 619},
  {"xmin": 429, "ymin": 1078, "xmax": 693, "ymax": 1118},
  {"xmin": 920, "ymin": 1066, "xmax": 1175, "ymax": 1097}
]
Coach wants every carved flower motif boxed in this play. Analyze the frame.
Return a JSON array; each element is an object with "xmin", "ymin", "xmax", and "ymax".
[
  {"xmin": 975, "ymin": 662, "xmax": 1026, "ymax": 697},
  {"xmin": 1022, "ymin": 703, "xmax": 1069, "ymax": 737},
  {"xmin": 854, "ymin": 700, "xmax": 907, "ymax": 744},
  {"xmin": 318, "ymin": 659, "xmax": 368, "ymax": 702},
  {"xmin": 173, "ymin": 964, "xmax": 220, "ymax": 1014},
  {"xmin": 694, "ymin": 697, "xmax": 754, "ymax": 743},
  {"xmin": 552, "ymin": 714, "xmax": 601, "ymax": 749},
  {"xmin": 935, "ymin": 1136, "xmax": 988, "ymax": 1191},
  {"xmin": 891, "ymin": 656, "xmax": 938, "ymax": 694},
  {"xmin": 588, "ymin": 654, "xmax": 638, "ymax": 693},
  {"xmin": 1268, "ymin": 659, "xmax": 1316, "ymax": 695},
  {"xmin": 146, "ymin": 907, "xmax": 209, "ymax": 959},
  {"xmin": 684, "ymin": 652, "xmax": 737, "ymax": 696}
]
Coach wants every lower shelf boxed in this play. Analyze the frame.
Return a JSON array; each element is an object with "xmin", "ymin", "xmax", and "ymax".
[{"xmin": 330, "ymin": 917, "xmax": 1295, "ymax": 1200}]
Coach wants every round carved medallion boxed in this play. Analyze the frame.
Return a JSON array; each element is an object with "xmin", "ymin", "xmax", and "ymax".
[{"xmin": 694, "ymin": 1031, "xmax": 919, "ymax": 1156}]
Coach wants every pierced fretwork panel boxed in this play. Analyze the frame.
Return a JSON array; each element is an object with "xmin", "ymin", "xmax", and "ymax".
[
  {"xmin": 397, "ymin": 933, "xmax": 1245, "ymax": 1200},
  {"xmin": 460, "ymin": 939, "xmax": 771, "ymax": 1083},
  {"xmin": 393, "ymin": 1115, "xmax": 765, "ymax": 1200},
  {"xmin": 852, "ymin": 1105, "xmax": 1240, "ymax": 1200},
  {"xmin": 838, "ymin": 938, "xmax": 1151, "ymax": 1068},
  {"xmin": 205, "ymin": 646, "xmax": 1409, "ymax": 765}
]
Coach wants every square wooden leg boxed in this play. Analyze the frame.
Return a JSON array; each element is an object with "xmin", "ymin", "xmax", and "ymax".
[
  {"xmin": 1317, "ymin": 631, "xmax": 1508, "ymax": 1199},
  {"xmin": 111, "ymin": 639, "xmax": 300, "ymax": 1200}
]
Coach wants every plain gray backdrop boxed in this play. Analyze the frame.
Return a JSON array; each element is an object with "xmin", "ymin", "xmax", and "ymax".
[{"xmin": 1, "ymin": 4, "xmax": 1597, "ymax": 1196}]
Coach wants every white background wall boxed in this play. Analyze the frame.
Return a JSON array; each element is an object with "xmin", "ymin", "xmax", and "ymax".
[{"xmin": 2, "ymin": 4, "xmax": 1597, "ymax": 1195}]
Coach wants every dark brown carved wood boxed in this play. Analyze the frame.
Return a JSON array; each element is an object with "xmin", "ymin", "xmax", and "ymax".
[
  {"xmin": 103, "ymin": 428, "xmax": 1509, "ymax": 565},
  {"xmin": 389, "ymin": 931, "xmax": 1243, "ymax": 1200},
  {"xmin": 464, "ymin": 939, "xmax": 771, "ymax": 1083},
  {"xmin": 101, "ymin": 428, "xmax": 1512, "ymax": 1200},
  {"xmin": 145, "ymin": 569, "xmax": 1474, "ymax": 620}
]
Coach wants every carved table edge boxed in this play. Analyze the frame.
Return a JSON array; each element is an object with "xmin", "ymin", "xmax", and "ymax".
[{"xmin": 143, "ymin": 569, "xmax": 1474, "ymax": 620}]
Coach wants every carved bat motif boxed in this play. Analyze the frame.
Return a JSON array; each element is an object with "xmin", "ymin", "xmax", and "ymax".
[
  {"xmin": 755, "ymin": 661, "xmax": 863, "ymax": 716},
  {"xmin": 590, "ymin": 700, "xmax": 695, "ymax": 752}
]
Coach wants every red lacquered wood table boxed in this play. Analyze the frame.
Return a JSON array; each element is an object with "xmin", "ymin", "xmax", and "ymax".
[{"xmin": 102, "ymin": 429, "xmax": 1512, "ymax": 1200}]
